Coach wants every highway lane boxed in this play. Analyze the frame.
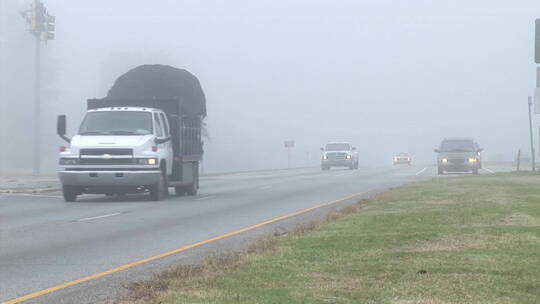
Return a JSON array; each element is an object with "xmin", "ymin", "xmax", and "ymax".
[{"xmin": 0, "ymin": 164, "xmax": 504, "ymax": 303}]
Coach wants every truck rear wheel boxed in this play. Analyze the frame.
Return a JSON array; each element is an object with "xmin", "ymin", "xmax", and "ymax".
[
  {"xmin": 438, "ymin": 167, "xmax": 444, "ymax": 175},
  {"xmin": 174, "ymin": 186, "xmax": 185, "ymax": 196},
  {"xmin": 186, "ymin": 163, "xmax": 199, "ymax": 196},
  {"xmin": 63, "ymin": 186, "xmax": 78, "ymax": 202}
]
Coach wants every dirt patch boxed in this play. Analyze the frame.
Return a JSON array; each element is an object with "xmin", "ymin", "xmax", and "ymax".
[
  {"xmin": 499, "ymin": 213, "xmax": 540, "ymax": 227},
  {"xmin": 401, "ymin": 233, "xmax": 540, "ymax": 253}
]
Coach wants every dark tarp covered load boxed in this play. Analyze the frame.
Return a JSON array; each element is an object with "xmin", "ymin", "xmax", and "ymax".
[{"xmin": 106, "ymin": 64, "xmax": 206, "ymax": 117}]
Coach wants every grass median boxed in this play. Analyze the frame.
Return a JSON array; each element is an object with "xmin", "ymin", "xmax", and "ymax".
[{"xmin": 121, "ymin": 172, "xmax": 540, "ymax": 304}]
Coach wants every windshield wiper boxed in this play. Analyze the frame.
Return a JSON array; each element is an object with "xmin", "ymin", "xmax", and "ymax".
[
  {"xmin": 447, "ymin": 149, "xmax": 472, "ymax": 152},
  {"xmin": 79, "ymin": 131, "xmax": 107, "ymax": 135},
  {"xmin": 108, "ymin": 130, "xmax": 139, "ymax": 135}
]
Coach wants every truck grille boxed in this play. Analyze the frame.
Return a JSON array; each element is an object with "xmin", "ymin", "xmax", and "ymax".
[
  {"xmin": 327, "ymin": 152, "xmax": 347, "ymax": 160},
  {"xmin": 80, "ymin": 148, "xmax": 133, "ymax": 156},
  {"xmin": 449, "ymin": 159, "xmax": 466, "ymax": 165},
  {"xmin": 79, "ymin": 158, "xmax": 134, "ymax": 165}
]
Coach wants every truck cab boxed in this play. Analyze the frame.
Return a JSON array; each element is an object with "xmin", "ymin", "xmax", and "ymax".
[
  {"xmin": 320, "ymin": 142, "xmax": 359, "ymax": 170},
  {"xmin": 58, "ymin": 107, "xmax": 174, "ymax": 201}
]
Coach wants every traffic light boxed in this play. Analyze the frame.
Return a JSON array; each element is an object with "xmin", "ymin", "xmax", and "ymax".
[{"xmin": 43, "ymin": 14, "xmax": 55, "ymax": 41}]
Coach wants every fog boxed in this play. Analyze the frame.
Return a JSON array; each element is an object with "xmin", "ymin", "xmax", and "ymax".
[{"xmin": 1, "ymin": 0, "xmax": 539, "ymax": 174}]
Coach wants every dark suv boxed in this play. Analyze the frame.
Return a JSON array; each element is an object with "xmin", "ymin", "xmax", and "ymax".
[{"xmin": 434, "ymin": 138, "xmax": 482, "ymax": 175}]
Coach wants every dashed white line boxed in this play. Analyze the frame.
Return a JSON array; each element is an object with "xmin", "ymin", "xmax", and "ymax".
[
  {"xmin": 482, "ymin": 168, "xmax": 495, "ymax": 174},
  {"xmin": 195, "ymin": 195, "xmax": 217, "ymax": 201},
  {"xmin": 333, "ymin": 172, "xmax": 353, "ymax": 177},
  {"xmin": 415, "ymin": 167, "xmax": 427, "ymax": 176},
  {"xmin": 77, "ymin": 213, "xmax": 121, "ymax": 222}
]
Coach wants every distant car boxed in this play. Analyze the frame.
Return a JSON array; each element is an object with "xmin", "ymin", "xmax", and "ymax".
[
  {"xmin": 435, "ymin": 138, "xmax": 482, "ymax": 175},
  {"xmin": 321, "ymin": 142, "xmax": 359, "ymax": 170},
  {"xmin": 393, "ymin": 153, "xmax": 411, "ymax": 165}
]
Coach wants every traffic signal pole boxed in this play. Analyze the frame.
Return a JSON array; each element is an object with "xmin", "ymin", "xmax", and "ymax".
[
  {"xmin": 33, "ymin": 31, "xmax": 41, "ymax": 174},
  {"xmin": 20, "ymin": 0, "xmax": 54, "ymax": 175}
]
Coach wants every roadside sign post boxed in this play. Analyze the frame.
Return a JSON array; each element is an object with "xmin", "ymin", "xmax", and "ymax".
[
  {"xmin": 284, "ymin": 140, "xmax": 295, "ymax": 169},
  {"xmin": 528, "ymin": 97, "xmax": 536, "ymax": 171}
]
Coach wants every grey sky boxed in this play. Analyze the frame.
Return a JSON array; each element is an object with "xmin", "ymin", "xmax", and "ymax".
[{"xmin": 1, "ymin": 0, "xmax": 539, "ymax": 173}]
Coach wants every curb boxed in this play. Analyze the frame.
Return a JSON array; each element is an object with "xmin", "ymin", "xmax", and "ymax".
[{"xmin": 0, "ymin": 187, "xmax": 62, "ymax": 194}]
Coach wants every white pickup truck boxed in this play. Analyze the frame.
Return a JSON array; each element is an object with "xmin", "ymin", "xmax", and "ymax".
[{"xmin": 320, "ymin": 142, "xmax": 359, "ymax": 170}]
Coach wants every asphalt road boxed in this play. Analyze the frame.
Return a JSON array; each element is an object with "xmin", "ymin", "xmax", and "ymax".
[{"xmin": 0, "ymin": 164, "xmax": 508, "ymax": 303}]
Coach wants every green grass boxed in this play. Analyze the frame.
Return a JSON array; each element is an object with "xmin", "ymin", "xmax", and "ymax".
[{"xmin": 122, "ymin": 173, "xmax": 540, "ymax": 304}]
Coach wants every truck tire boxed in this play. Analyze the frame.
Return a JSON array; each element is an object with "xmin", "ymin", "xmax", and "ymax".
[
  {"xmin": 472, "ymin": 168, "xmax": 479, "ymax": 175},
  {"xmin": 174, "ymin": 186, "xmax": 185, "ymax": 196},
  {"xmin": 150, "ymin": 170, "xmax": 166, "ymax": 201},
  {"xmin": 437, "ymin": 167, "xmax": 444, "ymax": 175},
  {"xmin": 63, "ymin": 186, "xmax": 78, "ymax": 202},
  {"xmin": 186, "ymin": 163, "xmax": 199, "ymax": 196},
  {"xmin": 321, "ymin": 165, "xmax": 329, "ymax": 171},
  {"xmin": 186, "ymin": 182, "xmax": 198, "ymax": 196}
]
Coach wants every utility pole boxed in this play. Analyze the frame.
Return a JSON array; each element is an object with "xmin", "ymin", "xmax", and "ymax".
[
  {"xmin": 528, "ymin": 96, "xmax": 535, "ymax": 172},
  {"xmin": 0, "ymin": 0, "xmax": 7, "ymax": 174},
  {"xmin": 20, "ymin": 0, "xmax": 55, "ymax": 174}
]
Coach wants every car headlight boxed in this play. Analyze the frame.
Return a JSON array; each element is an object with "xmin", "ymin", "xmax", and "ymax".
[
  {"xmin": 441, "ymin": 158, "xmax": 448, "ymax": 163},
  {"xmin": 468, "ymin": 158, "xmax": 477, "ymax": 163},
  {"xmin": 59, "ymin": 158, "xmax": 79, "ymax": 165},
  {"xmin": 136, "ymin": 158, "xmax": 158, "ymax": 165}
]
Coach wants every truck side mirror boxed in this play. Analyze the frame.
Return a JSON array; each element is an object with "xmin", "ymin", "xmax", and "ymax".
[
  {"xmin": 155, "ymin": 136, "xmax": 171, "ymax": 145},
  {"xmin": 352, "ymin": 147, "xmax": 357, "ymax": 150},
  {"xmin": 57, "ymin": 115, "xmax": 71, "ymax": 143},
  {"xmin": 320, "ymin": 147, "xmax": 324, "ymax": 151},
  {"xmin": 434, "ymin": 149, "xmax": 439, "ymax": 153}
]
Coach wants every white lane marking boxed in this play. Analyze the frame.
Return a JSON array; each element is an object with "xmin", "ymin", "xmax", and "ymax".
[
  {"xmin": 482, "ymin": 168, "xmax": 495, "ymax": 174},
  {"xmin": 195, "ymin": 195, "xmax": 217, "ymax": 201},
  {"xmin": 333, "ymin": 172, "xmax": 353, "ymax": 177},
  {"xmin": 415, "ymin": 167, "xmax": 427, "ymax": 176},
  {"xmin": 258, "ymin": 185, "xmax": 273, "ymax": 190},
  {"xmin": 77, "ymin": 212, "xmax": 121, "ymax": 222}
]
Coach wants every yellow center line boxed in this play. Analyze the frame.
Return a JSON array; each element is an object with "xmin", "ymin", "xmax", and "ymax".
[{"xmin": 2, "ymin": 191, "xmax": 367, "ymax": 304}]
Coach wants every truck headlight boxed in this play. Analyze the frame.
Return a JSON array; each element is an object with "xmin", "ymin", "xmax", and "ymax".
[
  {"xmin": 59, "ymin": 158, "xmax": 79, "ymax": 165},
  {"xmin": 441, "ymin": 158, "xmax": 448, "ymax": 163},
  {"xmin": 346, "ymin": 155, "xmax": 351, "ymax": 159},
  {"xmin": 468, "ymin": 158, "xmax": 477, "ymax": 163},
  {"xmin": 136, "ymin": 158, "xmax": 158, "ymax": 165},
  {"xmin": 323, "ymin": 155, "xmax": 328, "ymax": 160}
]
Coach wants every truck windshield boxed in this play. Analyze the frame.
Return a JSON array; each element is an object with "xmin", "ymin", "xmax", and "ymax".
[
  {"xmin": 325, "ymin": 143, "xmax": 350, "ymax": 151},
  {"xmin": 440, "ymin": 140, "xmax": 474, "ymax": 152},
  {"xmin": 79, "ymin": 111, "xmax": 153, "ymax": 135}
]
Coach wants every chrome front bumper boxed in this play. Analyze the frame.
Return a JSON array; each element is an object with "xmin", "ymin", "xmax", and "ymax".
[{"xmin": 58, "ymin": 170, "xmax": 161, "ymax": 187}]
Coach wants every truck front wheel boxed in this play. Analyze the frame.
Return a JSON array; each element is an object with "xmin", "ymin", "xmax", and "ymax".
[
  {"xmin": 63, "ymin": 186, "xmax": 78, "ymax": 202},
  {"xmin": 150, "ymin": 171, "xmax": 166, "ymax": 201}
]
